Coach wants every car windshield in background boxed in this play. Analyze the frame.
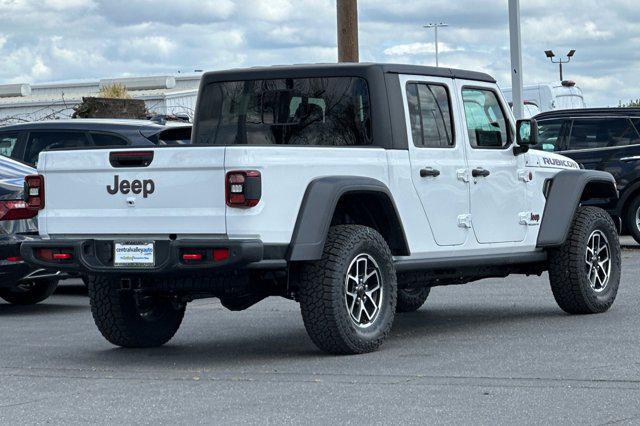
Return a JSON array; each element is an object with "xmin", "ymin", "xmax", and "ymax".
[
  {"xmin": 195, "ymin": 77, "xmax": 372, "ymax": 146},
  {"xmin": 537, "ymin": 119, "xmax": 564, "ymax": 151}
]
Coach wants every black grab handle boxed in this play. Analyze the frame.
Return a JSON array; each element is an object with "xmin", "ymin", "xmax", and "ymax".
[{"xmin": 109, "ymin": 151, "xmax": 154, "ymax": 168}]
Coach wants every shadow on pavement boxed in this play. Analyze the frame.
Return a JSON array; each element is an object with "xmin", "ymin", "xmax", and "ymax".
[
  {"xmin": 55, "ymin": 284, "xmax": 88, "ymax": 296},
  {"xmin": 78, "ymin": 304, "xmax": 566, "ymax": 366},
  {"xmin": 0, "ymin": 302, "xmax": 86, "ymax": 316}
]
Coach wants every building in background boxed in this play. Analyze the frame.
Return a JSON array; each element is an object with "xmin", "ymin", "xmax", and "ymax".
[{"xmin": 0, "ymin": 74, "xmax": 202, "ymax": 125}]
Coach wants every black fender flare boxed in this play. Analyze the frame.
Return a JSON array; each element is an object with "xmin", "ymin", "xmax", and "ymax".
[
  {"xmin": 537, "ymin": 169, "xmax": 618, "ymax": 247},
  {"xmin": 614, "ymin": 179, "xmax": 640, "ymax": 216},
  {"xmin": 287, "ymin": 176, "xmax": 409, "ymax": 261}
]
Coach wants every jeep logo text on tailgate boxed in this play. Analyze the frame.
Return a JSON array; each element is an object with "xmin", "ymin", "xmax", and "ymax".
[{"xmin": 107, "ymin": 175, "xmax": 155, "ymax": 198}]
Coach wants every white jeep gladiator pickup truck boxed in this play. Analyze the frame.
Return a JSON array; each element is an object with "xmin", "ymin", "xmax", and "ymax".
[{"xmin": 22, "ymin": 63, "xmax": 621, "ymax": 354}]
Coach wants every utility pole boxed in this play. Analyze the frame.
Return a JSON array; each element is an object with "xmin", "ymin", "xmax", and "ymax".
[
  {"xmin": 337, "ymin": 0, "xmax": 359, "ymax": 62},
  {"xmin": 424, "ymin": 23, "xmax": 448, "ymax": 67},
  {"xmin": 508, "ymin": 0, "xmax": 524, "ymax": 120}
]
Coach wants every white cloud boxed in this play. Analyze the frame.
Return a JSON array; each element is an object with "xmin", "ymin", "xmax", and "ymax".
[{"xmin": 0, "ymin": 0, "xmax": 638, "ymax": 106}]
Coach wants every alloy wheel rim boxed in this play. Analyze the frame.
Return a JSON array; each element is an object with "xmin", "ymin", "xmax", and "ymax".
[
  {"xmin": 345, "ymin": 253, "xmax": 383, "ymax": 328},
  {"xmin": 636, "ymin": 206, "xmax": 640, "ymax": 232},
  {"xmin": 585, "ymin": 230, "xmax": 611, "ymax": 293}
]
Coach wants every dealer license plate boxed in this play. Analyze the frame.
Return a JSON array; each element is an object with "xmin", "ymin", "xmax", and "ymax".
[{"xmin": 114, "ymin": 241, "xmax": 155, "ymax": 267}]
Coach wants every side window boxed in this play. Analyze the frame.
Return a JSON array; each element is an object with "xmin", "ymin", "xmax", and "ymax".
[
  {"xmin": 536, "ymin": 119, "xmax": 566, "ymax": 152},
  {"xmin": 462, "ymin": 88, "xmax": 510, "ymax": 149},
  {"xmin": 406, "ymin": 82, "xmax": 454, "ymax": 148},
  {"xmin": 568, "ymin": 119, "xmax": 640, "ymax": 151},
  {"xmin": 0, "ymin": 132, "xmax": 21, "ymax": 159},
  {"xmin": 25, "ymin": 131, "xmax": 88, "ymax": 165},
  {"xmin": 90, "ymin": 133, "xmax": 129, "ymax": 147}
]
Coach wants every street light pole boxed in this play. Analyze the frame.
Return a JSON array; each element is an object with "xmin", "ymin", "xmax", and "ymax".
[
  {"xmin": 424, "ymin": 23, "xmax": 448, "ymax": 67},
  {"xmin": 545, "ymin": 50, "xmax": 576, "ymax": 81},
  {"xmin": 508, "ymin": 0, "xmax": 524, "ymax": 120}
]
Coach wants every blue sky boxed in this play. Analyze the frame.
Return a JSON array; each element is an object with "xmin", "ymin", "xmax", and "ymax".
[{"xmin": 1, "ymin": 0, "xmax": 638, "ymax": 106}]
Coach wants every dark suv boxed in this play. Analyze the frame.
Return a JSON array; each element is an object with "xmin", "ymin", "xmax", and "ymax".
[
  {"xmin": 0, "ymin": 119, "xmax": 191, "ymax": 166},
  {"xmin": 535, "ymin": 108, "xmax": 640, "ymax": 242}
]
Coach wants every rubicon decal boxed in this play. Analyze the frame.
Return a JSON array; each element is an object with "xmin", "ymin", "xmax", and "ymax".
[
  {"xmin": 107, "ymin": 175, "xmax": 155, "ymax": 198},
  {"xmin": 542, "ymin": 157, "xmax": 578, "ymax": 168}
]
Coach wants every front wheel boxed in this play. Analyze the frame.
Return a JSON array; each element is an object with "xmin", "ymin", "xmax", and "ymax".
[
  {"xmin": 548, "ymin": 207, "xmax": 621, "ymax": 314},
  {"xmin": 624, "ymin": 195, "xmax": 640, "ymax": 244},
  {"xmin": 86, "ymin": 275, "xmax": 185, "ymax": 348},
  {"xmin": 297, "ymin": 225, "xmax": 397, "ymax": 355},
  {"xmin": 0, "ymin": 279, "xmax": 59, "ymax": 305}
]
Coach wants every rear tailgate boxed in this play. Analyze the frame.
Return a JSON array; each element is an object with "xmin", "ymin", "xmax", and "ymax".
[{"xmin": 39, "ymin": 147, "xmax": 226, "ymax": 237}]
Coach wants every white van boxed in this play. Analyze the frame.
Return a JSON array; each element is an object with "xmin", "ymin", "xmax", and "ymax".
[{"xmin": 502, "ymin": 81, "xmax": 586, "ymax": 116}]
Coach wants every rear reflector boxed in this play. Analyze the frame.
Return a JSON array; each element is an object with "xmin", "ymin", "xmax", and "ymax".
[
  {"xmin": 6, "ymin": 256, "xmax": 22, "ymax": 262},
  {"xmin": 36, "ymin": 249, "xmax": 73, "ymax": 262},
  {"xmin": 24, "ymin": 174, "xmax": 45, "ymax": 210},
  {"xmin": 0, "ymin": 200, "xmax": 38, "ymax": 221},
  {"xmin": 182, "ymin": 253, "xmax": 203, "ymax": 261},
  {"xmin": 226, "ymin": 171, "xmax": 261, "ymax": 208},
  {"xmin": 213, "ymin": 248, "xmax": 229, "ymax": 261}
]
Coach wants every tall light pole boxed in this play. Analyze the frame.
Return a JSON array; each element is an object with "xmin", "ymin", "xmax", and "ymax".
[
  {"xmin": 509, "ymin": 0, "xmax": 524, "ymax": 119},
  {"xmin": 545, "ymin": 49, "xmax": 576, "ymax": 81},
  {"xmin": 424, "ymin": 22, "xmax": 448, "ymax": 67},
  {"xmin": 337, "ymin": 0, "xmax": 359, "ymax": 62}
]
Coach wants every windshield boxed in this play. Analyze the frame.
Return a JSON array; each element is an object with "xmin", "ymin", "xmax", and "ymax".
[{"xmin": 194, "ymin": 77, "xmax": 372, "ymax": 146}]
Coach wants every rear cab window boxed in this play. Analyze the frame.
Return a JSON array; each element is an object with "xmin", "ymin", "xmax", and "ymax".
[
  {"xmin": 194, "ymin": 77, "xmax": 371, "ymax": 146},
  {"xmin": 89, "ymin": 132, "xmax": 129, "ymax": 147}
]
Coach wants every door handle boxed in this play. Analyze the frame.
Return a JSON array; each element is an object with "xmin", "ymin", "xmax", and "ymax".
[
  {"xmin": 472, "ymin": 167, "xmax": 491, "ymax": 178},
  {"xmin": 420, "ymin": 167, "xmax": 441, "ymax": 178}
]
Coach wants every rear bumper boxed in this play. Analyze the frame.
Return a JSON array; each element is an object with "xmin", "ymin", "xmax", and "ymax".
[
  {"xmin": 0, "ymin": 235, "xmax": 67, "ymax": 288},
  {"xmin": 20, "ymin": 239, "xmax": 265, "ymax": 275}
]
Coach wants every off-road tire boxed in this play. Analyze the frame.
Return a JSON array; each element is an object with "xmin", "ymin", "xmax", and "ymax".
[
  {"xmin": 624, "ymin": 195, "xmax": 640, "ymax": 244},
  {"xmin": 396, "ymin": 287, "xmax": 431, "ymax": 313},
  {"xmin": 548, "ymin": 207, "xmax": 621, "ymax": 314},
  {"xmin": 86, "ymin": 274, "xmax": 185, "ymax": 348},
  {"xmin": 296, "ymin": 225, "xmax": 397, "ymax": 355},
  {"xmin": 0, "ymin": 279, "xmax": 59, "ymax": 305}
]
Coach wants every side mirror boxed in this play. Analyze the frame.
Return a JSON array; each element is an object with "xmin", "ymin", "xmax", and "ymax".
[
  {"xmin": 516, "ymin": 119, "xmax": 538, "ymax": 146},
  {"xmin": 514, "ymin": 119, "xmax": 538, "ymax": 155}
]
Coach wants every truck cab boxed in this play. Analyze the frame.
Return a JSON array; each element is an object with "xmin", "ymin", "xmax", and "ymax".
[{"xmin": 21, "ymin": 64, "xmax": 620, "ymax": 354}]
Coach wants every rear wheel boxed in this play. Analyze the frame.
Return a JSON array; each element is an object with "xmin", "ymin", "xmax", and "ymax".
[
  {"xmin": 297, "ymin": 225, "xmax": 397, "ymax": 354},
  {"xmin": 86, "ymin": 274, "xmax": 185, "ymax": 348},
  {"xmin": 0, "ymin": 279, "xmax": 59, "ymax": 305},
  {"xmin": 624, "ymin": 195, "xmax": 640, "ymax": 244},
  {"xmin": 396, "ymin": 287, "xmax": 431, "ymax": 313},
  {"xmin": 548, "ymin": 207, "xmax": 621, "ymax": 314}
]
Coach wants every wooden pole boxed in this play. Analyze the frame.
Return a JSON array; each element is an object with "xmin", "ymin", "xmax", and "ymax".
[{"xmin": 337, "ymin": 0, "xmax": 359, "ymax": 62}]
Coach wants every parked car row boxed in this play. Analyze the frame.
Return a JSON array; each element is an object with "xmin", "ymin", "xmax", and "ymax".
[{"xmin": 0, "ymin": 119, "xmax": 192, "ymax": 305}]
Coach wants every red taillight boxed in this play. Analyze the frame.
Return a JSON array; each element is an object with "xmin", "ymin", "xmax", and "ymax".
[
  {"xmin": 6, "ymin": 256, "xmax": 22, "ymax": 262},
  {"xmin": 226, "ymin": 171, "xmax": 261, "ymax": 208},
  {"xmin": 0, "ymin": 200, "xmax": 37, "ymax": 221},
  {"xmin": 213, "ymin": 248, "xmax": 229, "ymax": 262},
  {"xmin": 24, "ymin": 174, "xmax": 45, "ymax": 210}
]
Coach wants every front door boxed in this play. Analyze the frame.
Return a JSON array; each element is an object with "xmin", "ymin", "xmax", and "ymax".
[
  {"xmin": 402, "ymin": 75, "xmax": 470, "ymax": 246},
  {"xmin": 457, "ymin": 83, "xmax": 527, "ymax": 244}
]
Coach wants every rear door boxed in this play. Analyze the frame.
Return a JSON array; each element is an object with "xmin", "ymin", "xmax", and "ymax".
[
  {"xmin": 562, "ymin": 117, "xmax": 640, "ymax": 185},
  {"xmin": 401, "ymin": 75, "xmax": 470, "ymax": 246},
  {"xmin": 24, "ymin": 131, "xmax": 89, "ymax": 166},
  {"xmin": 39, "ymin": 147, "xmax": 227, "ymax": 236}
]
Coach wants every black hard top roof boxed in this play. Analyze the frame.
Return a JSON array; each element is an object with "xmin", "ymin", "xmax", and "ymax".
[
  {"xmin": 0, "ymin": 119, "xmax": 191, "ymax": 133},
  {"xmin": 202, "ymin": 62, "xmax": 496, "ymax": 84},
  {"xmin": 535, "ymin": 108, "xmax": 640, "ymax": 120}
]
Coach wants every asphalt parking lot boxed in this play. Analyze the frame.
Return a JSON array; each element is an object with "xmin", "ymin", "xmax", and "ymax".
[{"xmin": 1, "ymin": 240, "xmax": 639, "ymax": 425}]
